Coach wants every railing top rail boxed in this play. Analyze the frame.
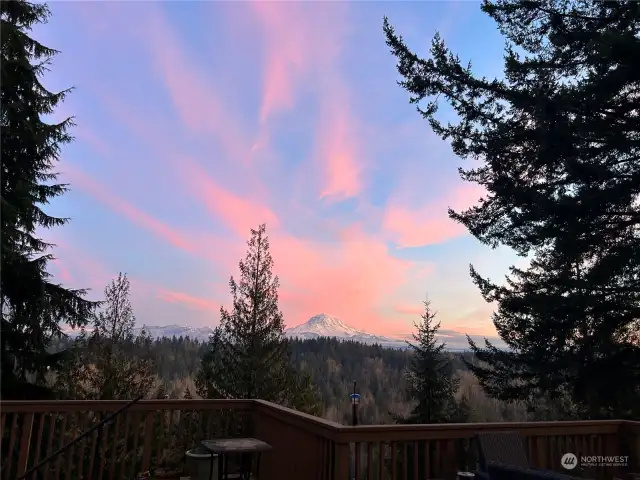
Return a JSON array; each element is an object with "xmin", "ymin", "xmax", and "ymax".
[
  {"xmin": 331, "ymin": 419, "xmax": 626, "ymax": 443},
  {"xmin": 252, "ymin": 400, "xmax": 632, "ymax": 443},
  {"xmin": 0, "ymin": 398, "xmax": 254, "ymax": 412},
  {"xmin": 254, "ymin": 399, "xmax": 344, "ymax": 439},
  {"xmin": 344, "ymin": 419, "xmax": 628, "ymax": 431}
]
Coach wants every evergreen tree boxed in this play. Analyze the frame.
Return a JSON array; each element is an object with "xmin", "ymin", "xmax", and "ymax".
[
  {"xmin": 384, "ymin": 0, "xmax": 640, "ymax": 419},
  {"xmin": 195, "ymin": 224, "xmax": 321, "ymax": 413},
  {"xmin": 393, "ymin": 299, "xmax": 460, "ymax": 480},
  {"xmin": 1, "ymin": 0, "xmax": 97, "ymax": 399},
  {"xmin": 55, "ymin": 273, "xmax": 157, "ymax": 400},
  {"xmin": 396, "ymin": 298, "xmax": 459, "ymax": 424}
]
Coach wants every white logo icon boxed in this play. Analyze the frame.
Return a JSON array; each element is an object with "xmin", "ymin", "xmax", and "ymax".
[{"xmin": 561, "ymin": 453, "xmax": 578, "ymax": 470}]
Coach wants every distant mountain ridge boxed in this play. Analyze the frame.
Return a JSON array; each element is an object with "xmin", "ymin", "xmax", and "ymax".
[
  {"xmin": 63, "ymin": 314, "xmax": 475, "ymax": 351},
  {"xmin": 64, "ymin": 315, "xmax": 407, "ymax": 347}
]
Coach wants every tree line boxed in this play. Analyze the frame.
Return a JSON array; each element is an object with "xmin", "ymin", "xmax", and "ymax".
[{"xmin": 2, "ymin": 0, "xmax": 638, "ymax": 425}]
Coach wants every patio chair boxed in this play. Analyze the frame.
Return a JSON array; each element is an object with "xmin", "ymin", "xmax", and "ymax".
[
  {"xmin": 475, "ymin": 431, "xmax": 530, "ymax": 479},
  {"xmin": 485, "ymin": 462, "xmax": 587, "ymax": 480}
]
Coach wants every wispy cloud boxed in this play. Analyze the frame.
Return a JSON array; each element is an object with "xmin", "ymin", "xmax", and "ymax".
[
  {"xmin": 182, "ymin": 160, "xmax": 280, "ymax": 238},
  {"xmin": 64, "ymin": 166, "xmax": 200, "ymax": 255},
  {"xmin": 383, "ymin": 184, "xmax": 486, "ymax": 248},
  {"xmin": 46, "ymin": 1, "xmax": 513, "ymax": 336},
  {"xmin": 157, "ymin": 289, "xmax": 219, "ymax": 312}
]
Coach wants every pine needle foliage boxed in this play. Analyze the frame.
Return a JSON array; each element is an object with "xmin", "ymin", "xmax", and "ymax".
[{"xmin": 383, "ymin": 0, "xmax": 640, "ymax": 419}]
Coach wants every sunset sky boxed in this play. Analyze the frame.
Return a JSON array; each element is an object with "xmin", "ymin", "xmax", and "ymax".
[{"xmin": 38, "ymin": 1, "xmax": 521, "ymax": 341}]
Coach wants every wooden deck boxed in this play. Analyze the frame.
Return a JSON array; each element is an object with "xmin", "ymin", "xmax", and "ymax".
[{"xmin": 2, "ymin": 399, "xmax": 639, "ymax": 480}]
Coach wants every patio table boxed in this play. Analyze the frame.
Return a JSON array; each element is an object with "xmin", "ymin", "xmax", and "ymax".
[{"xmin": 201, "ymin": 438, "xmax": 272, "ymax": 480}]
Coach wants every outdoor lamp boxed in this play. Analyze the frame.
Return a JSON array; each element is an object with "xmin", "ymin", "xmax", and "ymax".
[{"xmin": 350, "ymin": 381, "xmax": 360, "ymax": 426}]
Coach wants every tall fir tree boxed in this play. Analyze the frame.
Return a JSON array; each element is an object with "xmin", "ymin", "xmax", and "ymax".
[
  {"xmin": 393, "ymin": 299, "xmax": 461, "ymax": 480},
  {"xmin": 384, "ymin": 0, "xmax": 640, "ymax": 419},
  {"xmin": 1, "ymin": 0, "xmax": 97, "ymax": 399},
  {"xmin": 55, "ymin": 273, "xmax": 157, "ymax": 400},
  {"xmin": 195, "ymin": 224, "xmax": 321, "ymax": 414},
  {"xmin": 396, "ymin": 298, "xmax": 459, "ymax": 425}
]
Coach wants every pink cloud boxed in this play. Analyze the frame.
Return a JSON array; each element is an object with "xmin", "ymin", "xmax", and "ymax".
[
  {"xmin": 182, "ymin": 160, "xmax": 280, "ymax": 238},
  {"xmin": 157, "ymin": 289, "xmax": 219, "ymax": 312},
  {"xmin": 316, "ymin": 90, "xmax": 363, "ymax": 201},
  {"xmin": 383, "ymin": 184, "xmax": 486, "ymax": 248},
  {"xmin": 64, "ymin": 166, "xmax": 200, "ymax": 255},
  {"xmin": 266, "ymin": 225, "xmax": 413, "ymax": 333},
  {"xmin": 51, "ymin": 258, "xmax": 73, "ymax": 284},
  {"xmin": 250, "ymin": 2, "xmax": 309, "ymax": 123},
  {"xmin": 140, "ymin": 7, "xmax": 254, "ymax": 165},
  {"xmin": 58, "ymin": 2, "xmax": 497, "ymax": 336},
  {"xmin": 249, "ymin": 2, "xmax": 362, "ymax": 201},
  {"xmin": 52, "ymin": 239, "xmax": 220, "ymax": 318},
  {"xmin": 448, "ymin": 304, "xmax": 498, "ymax": 336},
  {"xmin": 49, "ymin": 240, "xmax": 115, "ymax": 295}
]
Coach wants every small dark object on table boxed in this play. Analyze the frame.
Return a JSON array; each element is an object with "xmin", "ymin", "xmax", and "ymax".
[{"xmin": 201, "ymin": 438, "xmax": 272, "ymax": 480}]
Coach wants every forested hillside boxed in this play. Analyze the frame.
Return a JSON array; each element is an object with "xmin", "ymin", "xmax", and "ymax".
[{"xmin": 50, "ymin": 335, "xmax": 529, "ymax": 424}]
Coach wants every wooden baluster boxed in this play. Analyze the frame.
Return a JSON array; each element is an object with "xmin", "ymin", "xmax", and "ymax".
[
  {"xmin": 119, "ymin": 411, "xmax": 132, "ymax": 480},
  {"xmin": 54, "ymin": 413, "xmax": 68, "ymax": 480},
  {"xmin": 402, "ymin": 442, "xmax": 408, "ymax": 480},
  {"xmin": 108, "ymin": 415, "xmax": 121, "ymax": 480},
  {"xmin": 87, "ymin": 425, "xmax": 98, "ymax": 480},
  {"xmin": 98, "ymin": 415, "xmax": 111, "ymax": 480},
  {"xmin": 140, "ymin": 412, "xmax": 155, "ymax": 473},
  {"xmin": 29, "ymin": 414, "xmax": 46, "ymax": 480},
  {"xmin": 446, "ymin": 439, "xmax": 456, "ymax": 478},
  {"xmin": 5, "ymin": 413, "xmax": 19, "ymax": 480},
  {"xmin": 536, "ymin": 436, "xmax": 547, "ymax": 470},
  {"xmin": 75, "ymin": 412, "xmax": 88, "ymax": 480},
  {"xmin": 423, "ymin": 440, "xmax": 431, "ymax": 480},
  {"xmin": 378, "ymin": 442, "xmax": 385, "ymax": 480},
  {"xmin": 391, "ymin": 441, "xmax": 397, "ymax": 480},
  {"xmin": 128, "ymin": 412, "xmax": 141, "ymax": 480},
  {"xmin": 43, "ymin": 413, "xmax": 57, "ymax": 480},
  {"xmin": 64, "ymin": 412, "xmax": 79, "ymax": 480},
  {"xmin": 16, "ymin": 413, "xmax": 34, "ymax": 478},
  {"xmin": 366, "ymin": 441, "xmax": 373, "ymax": 480}
]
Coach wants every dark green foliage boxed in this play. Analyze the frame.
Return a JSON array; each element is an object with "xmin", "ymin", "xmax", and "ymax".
[
  {"xmin": 384, "ymin": 0, "xmax": 640, "ymax": 419},
  {"xmin": 1, "ymin": 0, "xmax": 97, "ymax": 399},
  {"xmin": 195, "ymin": 224, "xmax": 321, "ymax": 414},
  {"xmin": 392, "ymin": 299, "xmax": 463, "ymax": 480},
  {"xmin": 55, "ymin": 273, "xmax": 158, "ymax": 400},
  {"xmin": 396, "ymin": 299, "xmax": 460, "ymax": 425}
]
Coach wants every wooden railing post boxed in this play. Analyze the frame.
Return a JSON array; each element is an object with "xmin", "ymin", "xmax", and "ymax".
[{"xmin": 333, "ymin": 442, "xmax": 350, "ymax": 480}]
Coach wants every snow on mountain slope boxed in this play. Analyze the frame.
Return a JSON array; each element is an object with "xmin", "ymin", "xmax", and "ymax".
[
  {"xmin": 64, "ymin": 324, "xmax": 216, "ymax": 342},
  {"xmin": 64, "ymin": 314, "xmax": 409, "ymax": 347},
  {"xmin": 284, "ymin": 313, "xmax": 406, "ymax": 347}
]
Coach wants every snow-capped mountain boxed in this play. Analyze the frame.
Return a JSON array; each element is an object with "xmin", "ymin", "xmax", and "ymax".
[{"xmin": 284, "ymin": 313, "xmax": 406, "ymax": 348}]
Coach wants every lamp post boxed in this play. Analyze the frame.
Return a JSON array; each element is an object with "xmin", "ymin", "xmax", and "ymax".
[{"xmin": 350, "ymin": 381, "xmax": 360, "ymax": 426}]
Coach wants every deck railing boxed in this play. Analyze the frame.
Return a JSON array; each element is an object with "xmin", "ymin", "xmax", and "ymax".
[{"xmin": 1, "ymin": 399, "xmax": 638, "ymax": 480}]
